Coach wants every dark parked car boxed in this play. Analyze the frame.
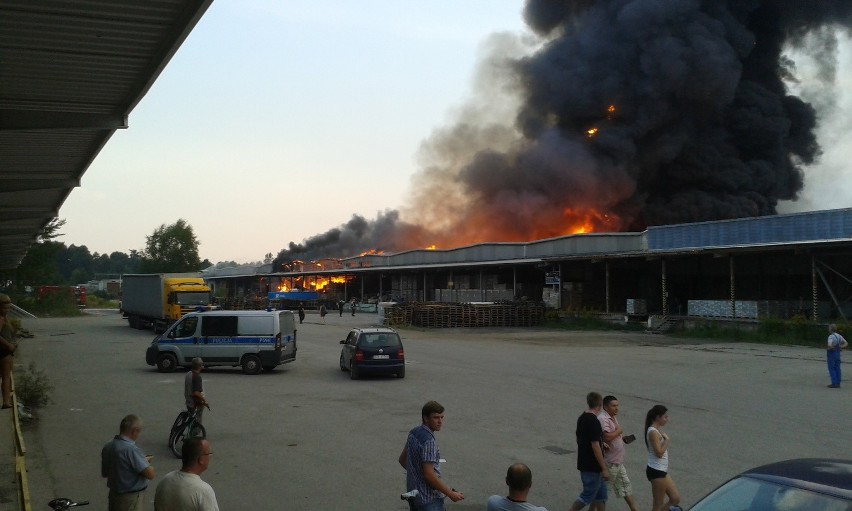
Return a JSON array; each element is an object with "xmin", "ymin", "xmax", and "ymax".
[
  {"xmin": 339, "ymin": 327, "xmax": 405, "ymax": 379},
  {"xmin": 690, "ymin": 458, "xmax": 852, "ymax": 510}
]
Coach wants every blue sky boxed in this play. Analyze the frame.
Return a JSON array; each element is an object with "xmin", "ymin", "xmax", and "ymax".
[
  {"xmin": 58, "ymin": 1, "xmax": 528, "ymax": 263},
  {"xmin": 58, "ymin": 1, "xmax": 852, "ymax": 264}
]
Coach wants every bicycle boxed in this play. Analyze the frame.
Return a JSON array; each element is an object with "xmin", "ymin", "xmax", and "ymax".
[
  {"xmin": 47, "ymin": 498, "xmax": 89, "ymax": 510},
  {"xmin": 168, "ymin": 405, "xmax": 208, "ymax": 458}
]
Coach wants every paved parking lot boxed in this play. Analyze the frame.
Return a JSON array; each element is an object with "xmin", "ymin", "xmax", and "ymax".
[{"xmin": 17, "ymin": 311, "xmax": 848, "ymax": 510}]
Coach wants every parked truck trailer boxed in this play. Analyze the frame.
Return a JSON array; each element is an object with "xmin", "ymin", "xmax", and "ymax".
[{"xmin": 121, "ymin": 273, "xmax": 212, "ymax": 333}]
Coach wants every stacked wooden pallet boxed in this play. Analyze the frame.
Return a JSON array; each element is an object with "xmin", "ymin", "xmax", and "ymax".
[{"xmin": 385, "ymin": 302, "xmax": 544, "ymax": 328}]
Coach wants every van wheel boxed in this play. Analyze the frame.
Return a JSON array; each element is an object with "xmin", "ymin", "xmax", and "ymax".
[
  {"xmin": 157, "ymin": 353, "xmax": 178, "ymax": 373},
  {"xmin": 242, "ymin": 355, "xmax": 262, "ymax": 375},
  {"xmin": 349, "ymin": 362, "xmax": 360, "ymax": 380}
]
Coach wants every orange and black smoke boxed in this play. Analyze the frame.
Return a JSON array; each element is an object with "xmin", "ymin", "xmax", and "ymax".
[{"xmin": 275, "ymin": 0, "xmax": 852, "ymax": 266}]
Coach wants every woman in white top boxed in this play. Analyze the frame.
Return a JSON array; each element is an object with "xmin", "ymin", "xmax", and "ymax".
[{"xmin": 645, "ymin": 405, "xmax": 681, "ymax": 511}]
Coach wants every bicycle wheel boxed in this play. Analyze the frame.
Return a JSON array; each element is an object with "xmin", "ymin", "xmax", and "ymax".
[
  {"xmin": 169, "ymin": 421, "xmax": 207, "ymax": 458},
  {"xmin": 170, "ymin": 411, "xmax": 189, "ymax": 434},
  {"xmin": 190, "ymin": 422, "xmax": 206, "ymax": 439},
  {"xmin": 169, "ymin": 426, "xmax": 186, "ymax": 458}
]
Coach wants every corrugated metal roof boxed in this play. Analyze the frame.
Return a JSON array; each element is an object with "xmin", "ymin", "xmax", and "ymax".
[
  {"xmin": 201, "ymin": 209, "xmax": 852, "ymax": 279},
  {"xmin": 646, "ymin": 207, "xmax": 852, "ymax": 251},
  {"xmin": 0, "ymin": 0, "xmax": 213, "ymax": 269}
]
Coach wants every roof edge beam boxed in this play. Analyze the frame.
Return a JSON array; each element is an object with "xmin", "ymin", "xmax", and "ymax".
[{"xmin": 0, "ymin": 109, "xmax": 128, "ymax": 130}]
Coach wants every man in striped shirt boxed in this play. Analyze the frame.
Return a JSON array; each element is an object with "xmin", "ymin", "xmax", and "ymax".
[{"xmin": 399, "ymin": 401, "xmax": 465, "ymax": 510}]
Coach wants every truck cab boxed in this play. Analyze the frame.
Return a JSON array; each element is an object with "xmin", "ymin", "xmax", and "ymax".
[{"xmin": 163, "ymin": 278, "xmax": 212, "ymax": 323}]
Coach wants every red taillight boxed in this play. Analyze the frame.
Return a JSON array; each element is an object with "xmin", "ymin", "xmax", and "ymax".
[
  {"xmin": 397, "ymin": 350, "xmax": 404, "ymax": 360},
  {"xmin": 275, "ymin": 333, "xmax": 281, "ymax": 349},
  {"xmin": 355, "ymin": 350, "xmax": 364, "ymax": 363}
]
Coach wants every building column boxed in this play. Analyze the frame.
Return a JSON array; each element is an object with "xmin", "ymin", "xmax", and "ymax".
[
  {"xmin": 513, "ymin": 267, "xmax": 517, "ymax": 300},
  {"xmin": 812, "ymin": 255, "xmax": 818, "ymax": 321},
  {"xmin": 729, "ymin": 256, "xmax": 736, "ymax": 319},
  {"xmin": 605, "ymin": 261, "xmax": 610, "ymax": 313},
  {"xmin": 661, "ymin": 259, "xmax": 668, "ymax": 316}
]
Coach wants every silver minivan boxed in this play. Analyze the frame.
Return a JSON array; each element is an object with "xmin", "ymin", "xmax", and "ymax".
[{"xmin": 145, "ymin": 309, "xmax": 297, "ymax": 374}]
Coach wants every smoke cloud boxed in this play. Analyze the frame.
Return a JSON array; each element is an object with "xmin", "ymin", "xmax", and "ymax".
[{"xmin": 275, "ymin": 0, "xmax": 852, "ymax": 265}]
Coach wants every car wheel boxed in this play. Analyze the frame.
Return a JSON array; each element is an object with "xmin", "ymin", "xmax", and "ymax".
[
  {"xmin": 349, "ymin": 362, "xmax": 360, "ymax": 380},
  {"xmin": 339, "ymin": 353, "xmax": 347, "ymax": 371},
  {"xmin": 156, "ymin": 353, "xmax": 178, "ymax": 373},
  {"xmin": 397, "ymin": 366, "xmax": 405, "ymax": 379},
  {"xmin": 241, "ymin": 354, "xmax": 262, "ymax": 375}
]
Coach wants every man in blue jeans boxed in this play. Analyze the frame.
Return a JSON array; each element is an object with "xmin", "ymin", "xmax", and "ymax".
[
  {"xmin": 569, "ymin": 392, "xmax": 610, "ymax": 511},
  {"xmin": 399, "ymin": 401, "xmax": 465, "ymax": 510},
  {"xmin": 827, "ymin": 323, "xmax": 848, "ymax": 388}
]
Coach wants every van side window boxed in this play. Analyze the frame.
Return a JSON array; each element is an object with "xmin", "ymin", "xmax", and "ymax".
[
  {"xmin": 202, "ymin": 316, "xmax": 238, "ymax": 336},
  {"xmin": 175, "ymin": 316, "xmax": 198, "ymax": 337}
]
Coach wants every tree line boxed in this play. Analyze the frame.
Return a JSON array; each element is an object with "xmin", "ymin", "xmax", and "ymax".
[{"xmin": 2, "ymin": 218, "xmax": 215, "ymax": 293}]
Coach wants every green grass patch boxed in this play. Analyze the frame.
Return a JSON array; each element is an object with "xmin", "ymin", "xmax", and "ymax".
[
  {"xmin": 673, "ymin": 316, "xmax": 837, "ymax": 348},
  {"xmin": 86, "ymin": 295, "xmax": 120, "ymax": 308},
  {"xmin": 16, "ymin": 293, "xmax": 82, "ymax": 317}
]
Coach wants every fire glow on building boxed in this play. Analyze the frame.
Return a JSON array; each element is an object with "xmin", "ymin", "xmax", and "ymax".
[{"xmin": 273, "ymin": 0, "xmax": 852, "ymax": 270}]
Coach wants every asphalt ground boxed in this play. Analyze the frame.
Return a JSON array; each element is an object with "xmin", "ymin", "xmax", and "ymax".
[{"xmin": 15, "ymin": 310, "xmax": 849, "ymax": 510}]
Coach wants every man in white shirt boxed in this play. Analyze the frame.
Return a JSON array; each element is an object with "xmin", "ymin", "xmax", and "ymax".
[
  {"xmin": 487, "ymin": 463, "xmax": 548, "ymax": 511},
  {"xmin": 154, "ymin": 437, "xmax": 219, "ymax": 511}
]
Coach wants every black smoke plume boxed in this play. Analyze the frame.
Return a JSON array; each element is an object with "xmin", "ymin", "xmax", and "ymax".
[{"xmin": 275, "ymin": 0, "xmax": 852, "ymax": 267}]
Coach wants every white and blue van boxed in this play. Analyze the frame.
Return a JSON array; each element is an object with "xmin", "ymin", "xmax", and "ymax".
[{"xmin": 145, "ymin": 309, "xmax": 297, "ymax": 374}]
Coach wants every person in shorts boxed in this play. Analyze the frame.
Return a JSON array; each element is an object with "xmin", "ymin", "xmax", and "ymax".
[
  {"xmin": 645, "ymin": 404, "xmax": 681, "ymax": 511},
  {"xmin": 598, "ymin": 395, "xmax": 638, "ymax": 511},
  {"xmin": 569, "ymin": 392, "xmax": 609, "ymax": 511}
]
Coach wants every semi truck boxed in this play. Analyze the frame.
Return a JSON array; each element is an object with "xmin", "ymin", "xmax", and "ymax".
[{"xmin": 121, "ymin": 273, "xmax": 212, "ymax": 332}]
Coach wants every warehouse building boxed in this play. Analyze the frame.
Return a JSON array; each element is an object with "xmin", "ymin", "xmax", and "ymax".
[{"xmin": 202, "ymin": 207, "xmax": 852, "ymax": 322}]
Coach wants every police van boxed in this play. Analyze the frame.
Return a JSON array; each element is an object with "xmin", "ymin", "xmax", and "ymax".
[{"xmin": 145, "ymin": 309, "xmax": 297, "ymax": 374}]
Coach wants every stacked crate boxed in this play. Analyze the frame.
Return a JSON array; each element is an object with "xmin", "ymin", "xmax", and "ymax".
[{"xmin": 385, "ymin": 302, "xmax": 544, "ymax": 328}]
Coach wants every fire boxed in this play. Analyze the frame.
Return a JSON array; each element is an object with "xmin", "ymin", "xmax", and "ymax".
[
  {"xmin": 561, "ymin": 208, "xmax": 619, "ymax": 235},
  {"xmin": 425, "ymin": 244, "xmax": 437, "ymax": 250},
  {"xmin": 586, "ymin": 105, "xmax": 616, "ymax": 138},
  {"xmin": 359, "ymin": 249, "xmax": 385, "ymax": 256},
  {"xmin": 276, "ymin": 283, "xmax": 290, "ymax": 292}
]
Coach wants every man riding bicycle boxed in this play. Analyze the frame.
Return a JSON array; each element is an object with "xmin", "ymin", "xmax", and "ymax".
[{"xmin": 185, "ymin": 358, "xmax": 208, "ymax": 423}]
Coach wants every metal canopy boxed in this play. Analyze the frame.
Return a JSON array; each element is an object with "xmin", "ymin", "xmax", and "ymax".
[{"xmin": 0, "ymin": 0, "xmax": 213, "ymax": 270}]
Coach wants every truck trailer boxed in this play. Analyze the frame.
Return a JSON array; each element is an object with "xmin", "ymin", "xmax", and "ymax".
[{"xmin": 121, "ymin": 273, "xmax": 212, "ymax": 333}]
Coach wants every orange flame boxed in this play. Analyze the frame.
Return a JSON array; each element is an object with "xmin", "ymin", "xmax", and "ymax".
[
  {"xmin": 585, "ymin": 127, "xmax": 598, "ymax": 138},
  {"xmin": 561, "ymin": 208, "xmax": 619, "ymax": 235},
  {"xmin": 359, "ymin": 249, "xmax": 385, "ymax": 256},
  {"xmin": 425, "ymin": 244, "xmax": 437, "ymax": 250}
]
